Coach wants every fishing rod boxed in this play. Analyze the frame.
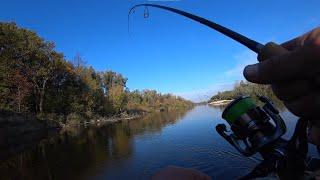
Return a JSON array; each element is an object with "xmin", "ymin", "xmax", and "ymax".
[
  {"xmin": 129, "ymin": 3, "xmax": 289, "ymax": 63},
  {"xmin": 129, "ymin": 4, "xmax": 264, "ymax": 54},
  {"xmin": 129, "ymin": 4, "xmax": 317, "ymax": 179}
]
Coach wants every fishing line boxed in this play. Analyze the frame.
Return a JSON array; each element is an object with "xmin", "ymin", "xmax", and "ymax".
[
  {"xmin": 144, "ymin": 6, "xmax": 149, "ymax": 18},
  {"xmin": 127, "ymin": 9, "xmax": 134, "ymax": 36},
  {"xmin": 128, "ymin": 5, "xmax": 151, "ymax": 37},
  {"xmin": 179, "ymin": 146, "xmax": 261, "ymax": 163},
  {"xmin": 128, "ymin": 4, "xmax": 264, "ymax": 53},
  {"xmin": 210, "ymin": 148, "xmax": 262, "ymax": 163}
]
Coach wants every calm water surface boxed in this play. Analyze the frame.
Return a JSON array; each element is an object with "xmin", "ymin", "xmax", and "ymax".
[{"xmin": 1, "ymin": 105, "xmax": 318, "ymax": 180}]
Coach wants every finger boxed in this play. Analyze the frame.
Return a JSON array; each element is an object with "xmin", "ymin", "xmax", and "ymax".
[
  {"xmin": 282, "ymin": 27, "xmax": 320, "ymax": 50},
  {"xmin": 303, "ymin": 27, "xmax": 320, "ymax": 46},
  {"xmin": 272, "ymin": 80, "xmax": 312, "ymax": 101},
  {"xmin": 281, "ymin": 37, "xmax": 301, "ymax": 51},
  {"xmin": 284, "ymin": 92, "xmax": 320, "ymax": 119},
  {"xmin": 244, "ymin": 44, "xmax": 320, "ymax": 84}
]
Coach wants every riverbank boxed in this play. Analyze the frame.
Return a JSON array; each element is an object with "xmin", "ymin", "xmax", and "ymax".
[
  {"xmin": 0, "ymin": 110, "xmax": 145, "ymax": 159},
  {"xmin": 0, "ymin": 102, "xmax": 195, "ymax": 161},
  {"xmin": 0, "ymin": 107, "xmax": 195, "ymax": 180},
  {"xmin": 61, "ymin": 112, "xmax": 144, "ymax": 129},
  {"xmin": 0, "ymin": 108, "xmax": 190, "ymax": 160}
]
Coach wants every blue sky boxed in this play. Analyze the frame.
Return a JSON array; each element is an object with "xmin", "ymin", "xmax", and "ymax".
[{"xmin": 1, "ymin": 0, "xmax": 319, "ymax": 102}]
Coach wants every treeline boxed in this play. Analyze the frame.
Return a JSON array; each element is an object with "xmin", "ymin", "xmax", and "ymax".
[
  {"xmin": 0, "ymin": 22, "xmax": 193, "ymax": 123},
  {"xmin": 209, "ymin": 81, "xmax": 283, "ymax": 105}
]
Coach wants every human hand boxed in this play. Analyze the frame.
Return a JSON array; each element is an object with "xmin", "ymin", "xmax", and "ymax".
[
  {"xmin": 243, "ymin": 27, "xmax": 320, "ymax": 145},
  {"xmin": 151, "ymin": 166, "xmax": 211, "ymax": 180}
]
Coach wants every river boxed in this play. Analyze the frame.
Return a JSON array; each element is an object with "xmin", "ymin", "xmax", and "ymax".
[{"xmin": 0, "ymin": 105, "xmax": 318, "ymax": 180}]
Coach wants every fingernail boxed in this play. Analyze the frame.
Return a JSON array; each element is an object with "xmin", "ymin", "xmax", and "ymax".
[{"xmin": 244, "ymin": 65, "xmax": 258, "ymax": 82}]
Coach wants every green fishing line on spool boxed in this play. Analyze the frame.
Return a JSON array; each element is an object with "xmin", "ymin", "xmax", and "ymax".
[{"xmin": 222, "ymin": 97, "xmax": 257, "ymax": 124}]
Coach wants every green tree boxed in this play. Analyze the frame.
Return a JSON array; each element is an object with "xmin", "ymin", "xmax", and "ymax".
[
  {"xmin": 108, "ymin": 85, "xmax": 127, "ymax": 114},
  {"xmin": 210, "ymin": 80, "xmax": 283, "ymax": 107},
  {"xmin": 0, "ymin": 22, "xmax": 194, "ymax": 124},
  {"xmin": 101, "ymin": 71, "xmax": 127, "ymax": 94},
  {"xmin": 0, "ymin": 22, "xmax": 57, "ymax": 113}
]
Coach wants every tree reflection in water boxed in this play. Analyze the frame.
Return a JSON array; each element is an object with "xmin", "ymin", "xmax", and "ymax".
[{"xmin": 0, "ymin": 109, "xmax": 191, "ymax": 180}]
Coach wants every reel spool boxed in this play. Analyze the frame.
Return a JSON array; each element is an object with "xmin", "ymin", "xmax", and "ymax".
[{"xmin": 216, "ymin": 96, "xmax": 286, "ymax": 156}]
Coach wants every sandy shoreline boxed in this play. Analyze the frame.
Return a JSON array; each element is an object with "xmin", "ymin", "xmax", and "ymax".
[{"xmin": 209, "ymin": 100, "xmax": 233, "ymax": 106}]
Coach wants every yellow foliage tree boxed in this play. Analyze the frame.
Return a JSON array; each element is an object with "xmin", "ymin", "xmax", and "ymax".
[{"xmin": 108, "ymin": 85, "xmax": 127, "ymax": 114}]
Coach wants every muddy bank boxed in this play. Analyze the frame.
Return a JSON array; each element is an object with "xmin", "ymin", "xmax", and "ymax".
[{"xmin": 62, "ymin": 113, "xmax": 143, "ymax": 129}]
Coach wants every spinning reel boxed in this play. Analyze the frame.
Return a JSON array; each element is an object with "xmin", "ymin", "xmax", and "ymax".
[
  {"xmin": 216, "ymin": 96, "xmax": 315, "ymax": 179},
  {"xmin": 216, "ymin": 96, "xmax": 286, "ymax": 156}
]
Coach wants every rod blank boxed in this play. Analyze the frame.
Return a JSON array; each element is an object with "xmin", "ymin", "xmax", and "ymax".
[{"xmin": 129, "ymin": 4, "xmax": 264, "ymax": 53}]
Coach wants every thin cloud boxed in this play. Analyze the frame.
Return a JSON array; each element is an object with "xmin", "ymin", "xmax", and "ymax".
[
  {"xmin": 224, "ymin": 50, "xmax": 257, "ymax": 78},
  {"xmin": 176, "ymin": 82, "xmax": 234, "ymax": 102},
  {"xmin": 177, "ymin": 50, "xmax": 258, "ymax": 102}
]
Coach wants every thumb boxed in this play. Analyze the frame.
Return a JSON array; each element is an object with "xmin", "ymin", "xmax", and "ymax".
[
  {"xmin": 243, "ymin": 63, "xmax": 260, "ymax": 83},
  {"xmin": 244, "ymin": 42, "xmax": 289, "ymax": 83},
  {"xmin": 243, "ymin": 52, "xmax": 296, "ymax": 84},
  {"xmin": 243, "ymin": 43, "xmax": 318, "ymax": 84}
]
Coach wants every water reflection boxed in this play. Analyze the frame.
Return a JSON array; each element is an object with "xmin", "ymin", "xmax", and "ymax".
[
  {"xmin": 1, "ymin": 106, "xmax": 317, "ymax": 180},
  {"xmin": 0, "ymin": 110, "xmax": 190, "ymax": 180}
]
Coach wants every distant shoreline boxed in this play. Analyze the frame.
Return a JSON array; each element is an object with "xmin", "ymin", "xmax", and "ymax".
[{"xmin": 209, "ymin": 100, "xmax": 233, "ymax": 106}]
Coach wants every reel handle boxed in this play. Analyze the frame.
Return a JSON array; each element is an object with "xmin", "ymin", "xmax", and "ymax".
[
  {"xmin": 216, "ymin": 124, "xmax": 233, "ymax": 146},
  {"xmin": 259, "ymin": 96, "xmax": 286, "ymax": 144},
  {"xmin": 216, "ymin": 124, "xmax": 254, "ymax": 156}
]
